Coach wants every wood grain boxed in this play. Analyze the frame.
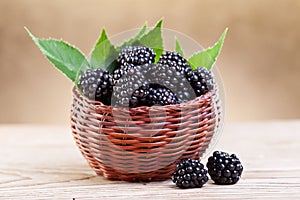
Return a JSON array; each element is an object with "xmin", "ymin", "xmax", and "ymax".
[{"xmin": 0, "ymin": 121, "xmax": 300, "ymax": 199}]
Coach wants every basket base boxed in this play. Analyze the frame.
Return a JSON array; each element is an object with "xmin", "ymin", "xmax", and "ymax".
[{"xmin": 91, "ymin": 155, "xmax": 199, "ymax": 182}]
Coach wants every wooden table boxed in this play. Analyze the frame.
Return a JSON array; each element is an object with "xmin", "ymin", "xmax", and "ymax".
[{"xmin": 0, "ymin": 121, "xmax": 300, "ymax": 199}]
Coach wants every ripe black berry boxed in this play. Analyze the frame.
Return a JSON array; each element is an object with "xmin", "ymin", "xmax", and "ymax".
[
  {"xmin": 117, "ymin": 46, "xmax": 156, "ymax": 70},
  {"xmin": 112, "ymin": 65, "xmax": 149, "ymax": 107},
  {"xmin": 77, "ymin": 68, "xmax": 113, "ymax": 105},
  {"xmin": 158, "ymin": 51, "xmax": 192, "ymax": 78},
  {"xmin": 129, "ymin": 84, "xmax": 151, "ymax": 108},
  {"xmin": 113, "ymin": 46, "xmax": 155, "ymax": 86},
  {"xmin": 129, "ymin": 84, "xmax": 180, "ymax": 108},
  {"xmin": 172, "ymin": 158, "xmax": 209, "ymax": 189},
  {"xmin": 188, "ymin": 67, "xmax": 214, "ymax": 97},
  {"xmin": 148, "ymin": 84, "xmax": 179, "ymax": 106},
  {"xmin": 207, "ymin": 151, "xmax": 243, "ymax": 185},
  {"xmin": 148, "ymin": 64, "xmax": 195, "ymax": 102}
]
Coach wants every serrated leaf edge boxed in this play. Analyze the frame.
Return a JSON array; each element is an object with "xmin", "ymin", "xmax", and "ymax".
[
  {"xmin": 25, "ymin": 27, "xmax": 89, "ymax": 65},
  {"xmin": 25, "ymin": 27, "xmax": 90, "ymax": 82},
  {"xmin": 139, "ymin": 18, "xmax": 164, "ymax": 63},
  {"xmin": 175, "ymin": 37, "xmax": 185, "ymax": 57},
  {"xmin": 188, "ymin": 27, "xmax": 228, "ymax": 70},
  {"xmin": 117, "ymin": 23, "xmax": 148, "ymax": 51},
  {"xmin": 90, "ymin": 28, "xmax": 118, "ymax": 71}
]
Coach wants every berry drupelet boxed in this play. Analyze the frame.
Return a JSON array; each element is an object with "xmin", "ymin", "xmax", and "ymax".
[
  {"xmin": 172, "ymin": 158, "xmax": 209, "ymax": 189},
  {"xmin": 77, "ymin": 68, "xmax": 114, "ymax": 105},
  {"xmin": 189, "ymin": 67, "xmax": 215, "ymax": 97},
  {"xmin": 207, "ymin": 151, "xmax": 243, "ymax": 185},
  {"xmin": 112, "ymin": 67, "xmax": 128, "ymax": 82}
]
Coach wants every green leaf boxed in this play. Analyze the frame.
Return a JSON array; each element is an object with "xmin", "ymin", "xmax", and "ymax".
[
  {"xmin": 106, "ymin": 59, "xmax": 118, "ymax": 74},
  {"xmin": 139, "ymin": 19, "xmax": 164, "ymax": 62},
  {"xmin": 90, "ymin": 29, "xmax": 118, "ymax": 73},
  {"xmin": 25, "ymin": 27, "xmax": 89, "ymax": 82},
  {"xmin": 188, "ymin": 28, "xmax": 228, "ymax": 70},
  {"xmin": 118, "ymin": 23, "xmax": 147, "ymax": 51},
  {"xmin": 175, "ymin": 38, "xmax": 185, "ymax": 57}
]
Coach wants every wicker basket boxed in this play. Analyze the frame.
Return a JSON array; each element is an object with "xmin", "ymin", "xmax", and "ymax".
[{"xmin": 71, "ymin": 87, "xmax": 222, "ymax": 181}]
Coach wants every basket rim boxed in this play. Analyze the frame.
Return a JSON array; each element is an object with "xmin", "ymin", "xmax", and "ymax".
[{"xmin": 72, "ymin": 86, "xmax": 215, "ymax": 111}]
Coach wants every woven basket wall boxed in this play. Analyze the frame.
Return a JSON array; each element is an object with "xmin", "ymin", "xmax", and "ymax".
[{"xmin": 71, "ymin": 87, "xmax": 222, "ymax": 181}]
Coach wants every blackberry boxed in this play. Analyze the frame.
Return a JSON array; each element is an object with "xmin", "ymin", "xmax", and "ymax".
[
  {"xmin": 129, "ymin": 84, "xmax": 151, "ymax": 108},
  {"xmin": 172, "ymin": 158, "xmax": 209, "ymax": 189},
  {"xmin": 129, "ymin": 84, "xmax": 179, "ymax": 108},
  {"xmin": 77, "ymin": 68, "xmax": 113, "ymax": 105},
  {"xmin": 207, "ymin": 151, "xmax": 243, "ymax": 185},
  {"xmin": 189, "ymin": 67, "xmax": 215, "ymax": 97},
  {"xmin": 113, "ymin": 46, "xmax": 155, "ymax": 84},
  {"xmin": 158, "ymin": 51, "xmax": 192, "ymax": 78},
  {"xmin": 117, "ymin": 46, "xmax": 156, "ymax": 70},
  {"xmin": 148, "ymin": 84, "xmax": 179, "ymax": 106},
  {"xmin": 112, "ymin": 65, "xmax": 149, "ymax": 107},
  {"xmin": 148, "ymin": 64, "xmax": 195, "ymax": 102}
]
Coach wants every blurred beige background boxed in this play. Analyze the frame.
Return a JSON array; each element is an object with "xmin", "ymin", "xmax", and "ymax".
[{"xmin": 0, "ymin": 0, "xmax": 299, "ymax": 124}]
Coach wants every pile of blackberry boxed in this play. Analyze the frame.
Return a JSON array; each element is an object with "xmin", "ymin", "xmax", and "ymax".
[
  {"xmin": 172, "ymin": 151, "xmax": 243, "ymax": 189},
  {"xmin": 78, "ymin": 45, "xmax": 215, "ymax": 107}
]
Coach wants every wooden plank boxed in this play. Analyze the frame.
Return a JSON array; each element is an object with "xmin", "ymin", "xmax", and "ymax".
[{"xmin": 0, "ymin": 121, "xmax": 300, "ymax": 199}]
